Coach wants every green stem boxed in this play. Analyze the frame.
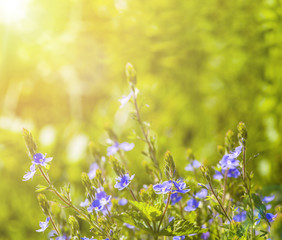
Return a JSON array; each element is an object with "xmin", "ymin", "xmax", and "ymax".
[
  {"xmin": 208, "ymin": 182, "xmax": 231, "ymax": 223},
  {"xmin": 131, "ymin": 87, "xmax": 161, "ymax": 179},
  {"xmin": 157, "ymin": 191, "xmax": 171, "ymax": 232},
  {"xmin": 48, "ymin": 213, "xmax": 60, "ymax": 235},
  {"xmin": 38, "ymin": 166, "xmax": 103, "ymax": 235}
]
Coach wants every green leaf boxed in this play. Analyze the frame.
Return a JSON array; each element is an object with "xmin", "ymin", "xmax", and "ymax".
[
  {"xmin": 251, "ymin": 193, "xmax": 266, "ymax": 213},
  {"xmin": 159, "ymin": 218, "xmax": 205, "ymax": 236},
  {"xmin": 35, "ymin": 185, "xmax": 50, "ymax": 192},
  {"xmin": 129, "ymin": 200, "xmax": 162, "ymax": 222}
]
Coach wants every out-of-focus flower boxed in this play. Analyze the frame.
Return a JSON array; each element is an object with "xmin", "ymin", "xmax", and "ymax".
[
  {"xmin": 114, "ymin": 173, "xmax": 135, "ymax": 190},
  {"xmin": 256, "ymin": 212, "xmax": 277, "ymax": 224},
  {"xmin": 233, "ymin": 209, "xmax": 247, "ymax": 222},
  {"xmin": 173, "ymin": 236, "xmax": 185, "ymax": 240},
  {"xmin": 184, "ymin": 198, "xmax": 199, "ymax": 212},
  {"xmin": 119, "ymin": 91, "xmax": 133, "ymax": 108},
  {"xmin": 172, "ymin": 179, "xmax": 190, "ymax": 193},
  {"xmin": 195, "ymin": 189, "xmax": 208, "ymax": 199},
  {"xmin": 107, "ymin": 142, "xmax": 134, "ymax": 156},
  {"xmin": 219, "ymin": 146, "xmax": 242, "ymax": 170},
  {"xmin": 167, "ymin": 193, "xmax": 182, "ymax": 205},
  {"xmin": 23, "ymin": 164, "xmax": 36, "ymax": 181},
  {"xmin": 153, "ymin": 181, "xmax": 172, "ymax": 194},
  {"xmin": 118, "ymin": 198, "xmax": 128, "ymax": 206},
  {"xmin": 88, "ymin": 162, "xmax": 99, "ymax": 180},
  {"xmin": 123, "ymin": 223, "xmax": 135, "ymax": 229},
  {"xmin": 80, "ymin": 198, "xmax": 89, "ymax": 207},
  {"xmin": 32, "ymin": 153, "xmax": 53, "ymax": 167},
  {"xmin": 36, "ymin": 217, "xmax": 50, "ymax": 232},
  {"xmin": 95, "ymin": 188, "xmax": 112, "ymax": 206},
  {"xmin": 213, "ymin": 170, "xmax": 223, "ymax": 180},
  {"xmin": 224, "ymin": 168, "xmax": 241, "ymax": 178},
  {"xmin": 262, "ymin": 195, "xmax": 275, "ymax": 203},
  {"xmin": 185, "ymin": 160, "xmax": 201, "ymax": 171}
]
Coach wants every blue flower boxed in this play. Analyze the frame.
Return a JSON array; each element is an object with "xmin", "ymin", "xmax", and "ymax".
[
  {"xmin": 170, "ymin": 193, "xmax": 183, "ymax": 205},
  {"xmin": 32, "ymin": 153, "xmax": 53, "ymax": 167},
  {"xmin": 173, "ymin": 236, "xmax": 185, "ymax": 240},
  {"xmin": 95, "ymin": 188, "xmax": 112, "ymax": 206},
  {"xmin": 81, "ymin": 237, "xmax": 95, "ymax": 240},
  {"xmin": 23, "ymin": 164, "xmax": 36, "ymax": 181},
  {"xmin": 201, "ymin": 232, "xmax": 210, "ymax": 240},
  {"xmin": 184, "ymin": 198, "xmax": 199, "ymax": 212},
  {"xmin": 256, "ymin": 212, "xmax": 277, "ymax": 224},
  {"xmin": 153, "ymin": 181, "xmax": 172, "ymax": 194},
  {"xmin": 87, "ymin": 200, "xmax": 103, "ymax": 212},
  {"xmin": 118, "ymin": 198, "xmax": 128, "ymax": 206},
  {"xmin": 213, "ymin": 170, "xmax": 223, "ymax": 180},
  {"xmin": 123, "ymin": 223, "xmax": 135, "ymax": 229},
  {"xmin": 36, "ymin": 217, "xmax": 50, "ymax": 232},
  {"xmin": 262, "ymin": 195, "xmax": 275, "ymax": 203},
  {"xmin": 224, "ymin": 168, "xmax": 241, "ymax": 178},
  {"xmin": 185, "ymin": 160, "xmax": 201, "ymax": 171},
  {"xmin": 114, "ymin": 173, "xmax": 135, "ymax": 190},
  {"xmin": 233, "ymin": 209, "xmax": 247, "ymax": 222},
  {"xmin": 172, "ymin": 179, "xmax": 190, "ymax": 193},
  {"xmin": 88, "ymin": 162, "xmax": 99, "ymax": 180},
  {"xmin": 107, "ymin": 142, "xmax": 134, "ymax": 156},
  {"xmin": 219, "ymin": 146, "xmax": 242, "ymax": 170},
  {"xmin": 80, "ymin": 198, "xmax": 89, "ymax": 207},
  {"xmin": 195, "ymin": 189, "xmax": 208, "ymax": 199},
  {"xmin": 119, "ymin": 91, "xmax": 133, "ymax": 108}
]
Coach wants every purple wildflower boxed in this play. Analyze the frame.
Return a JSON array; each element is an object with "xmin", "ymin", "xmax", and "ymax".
[
  {"xmin": 153, "ymin": 181, "xmax": 172, "ymax": 194},
  {"xmin": 195, "ymin": 189, "xmax": 208, "ymax": 199},
  {"xmin": 173, "ymin": 237, "xmax": 185, "ymax": 240},
  {"xmin": 23, "ymin": 164, "xmax": 36, "ymax": 181},
  {"xmin": 224, "ymin": 168, "xmax": 241, "ymax": 178},
  {"xmin": 118, "ymin": 198, "xmax": 128, "ymax": 206},
  {"xmin": 87, "ymin": 199, "xmax": 103, "ymax": 212},
  {"xmin": 80, "ymin": 198, "xmax": 89, "ymax": 207},
  {"xmin": 233, "ymin": 209, "xmax": 247, "ymax": 222},
  {"xmin": 114, "ymin": 173, "xmax": 135, "ymax": 190},
  {"xmin": 32, "ymin": 153, "xmax": 53, "ymax": 167},
  {"xmin": 262, "ymin": 195, "xmax": 275, "ymax": 203},
  {"xmin": 256, "ymin": 212, "xmax": 277, "ymax": 224},
  {"xmin": 95, "ymin": 188, "xmax": 112, "ymax": 206},
  {"xmin": 123, "ymin": 223, "xmax": 135, "ymax": 229},
  {"xmin": 201, "ymin": 232, "xmax": 210, "ymax": 240},
  {"xmin": 119, "ymin": 91, "xmax": 133, "ymax": 108},
  {"xmin": 185, "ymin": 160, "xmax": 201, "ymax": 171},
  {"xmin": 107, "ymin": 142, "xmax": 134, "ymax": 156},
  {"xmin": 172, "ymin": 179, "xmax": 190, "ymax": 193},
  {"xmin": 36, "ymin": 217, "xmax": 50, "ymax": 232},
  {"xmin": 213, "ymin": 170, "xmax": 223, "ymax": 180},
  {"xmin": 88, "ymin": 162, "xmax": 99, "ymax": 180},
  {"xmin": 184, "ymin": 198, "xmax": 199, "ymax": 212}
]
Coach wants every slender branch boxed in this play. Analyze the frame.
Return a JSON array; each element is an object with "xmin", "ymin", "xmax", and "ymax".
[
  {"xmin": 131, "ymin": 87, "xmax": 161, "ymax": 178},
  {"xmin": 242, "ymin": 146, "xmax": 246, "ymax": 181},
  {"xmin": 222, "ymin": 168, "xmax": 229, "ymax": 205},
  {"xmin": 38, "ymin": 166, "xmax": 103, "ymax": 234},
  {"xmin": 157, "ymin": 191, "xmax": 172, "ymax": 232},
  {"xmin": 128, "ymin": 188, "xmax": 137, "ymax": 201},
  {"xmin": 208, "ymin": 182, "xmax": 231, "ymax": 223},
  {"xmin": 48, "ymin": 213, "xmax": 60, "ymax": 236}
]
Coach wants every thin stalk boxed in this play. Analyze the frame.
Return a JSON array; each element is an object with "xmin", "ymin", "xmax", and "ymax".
[
  {"xmin": 48, "ymin": 213, "xmax": 60, "ymax": 236},
  {"xmin": 131, "ymin": 87, "xmax": 161, "ymax": 178},
  {"xmin": 38, "ymin": 166, "xmax": 103, "ymax": 235},
  {"xmin": 208, "ymin": 182, "xmax": 231, "ymax": 223},
  {"xmin": 157, "ymin": 191, "xmax": 172, "ymax": 232},
  {"xmin": 242, "ymin": 146, "xmax": 246, "ymax": 181},
  {"xmin": 222, "ymin": 168, "xmax": 229, "ymax": 205},
  {"xmin": 128, "ymin": 188, "xmax": 137, "ymax": 201}
]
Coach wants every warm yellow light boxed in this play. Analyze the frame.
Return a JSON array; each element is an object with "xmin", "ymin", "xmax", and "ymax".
[{"xmin": 0, "ymin": 0, "xmax": 30, "ymax": 24}]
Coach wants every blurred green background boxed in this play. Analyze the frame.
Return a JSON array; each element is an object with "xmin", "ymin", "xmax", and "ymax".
[{"xmin": 0, "ymin": 0, "xmax": 281, "ymax": 239}]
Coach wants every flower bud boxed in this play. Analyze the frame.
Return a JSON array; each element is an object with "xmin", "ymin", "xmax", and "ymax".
[
  {"xmin": 164, "ymin": 151, "xmax": 176, "ymax": 180},
  {"xmin": 200, "ymin": 165, "xmax": 211, "ymax": 182},
  {"xmin": 225, "ymin": 130, "xmax": 235, "ymax": 152},
  {"xmin": 37, "ymin": 193, "xmax": 50, "ymax": 215},
  {"xmin": 81, "ymin": 172, "xmax": 92, "ymax": 191},
  {"xmin": 237, "ymin": 122, "xmax": 247, "ymax": 146},
  {"xmin": 22, "ymin": 128, "xmax": 37, "ymax": 157},
  {"xmin": 94, "ymin": 169, "xmax": 104, "ymax": 186},
  {"xmin": 110, "ymin": 156, "xmax": 126, "ymax": 176},
  {"xmin": 125, "ymin": 62, "xmax": 137, "ymax": 86}
]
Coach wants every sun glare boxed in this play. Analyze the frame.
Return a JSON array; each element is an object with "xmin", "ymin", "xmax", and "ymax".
[{"xmin": 0, "ymin": 0, "xmax": 30, "ymax": 24}]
